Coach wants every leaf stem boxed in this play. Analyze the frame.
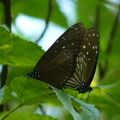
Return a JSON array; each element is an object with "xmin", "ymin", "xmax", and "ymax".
[{"xmin": 1, "ymin": 105, "xmax": 21, "ymax": 120}]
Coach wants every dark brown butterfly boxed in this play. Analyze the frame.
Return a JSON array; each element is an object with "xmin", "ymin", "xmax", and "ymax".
[{"xmin": 27, "ymin": 22, "xmax": 100, "ymax": 93}]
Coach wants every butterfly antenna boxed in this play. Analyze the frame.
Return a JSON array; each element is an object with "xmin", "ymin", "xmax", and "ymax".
[
  {"xmin": 100, "ymin": 88, "xmax": 113, "ymax": 97},
  {"xmin": 95, "ymin": 87, "xmax": 113, "ymax": 97}
]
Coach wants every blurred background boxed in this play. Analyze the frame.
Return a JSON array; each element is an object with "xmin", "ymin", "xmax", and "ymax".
[{"xmin": 0, "ymin": 0, "xmax": 120, "ymax": 120}]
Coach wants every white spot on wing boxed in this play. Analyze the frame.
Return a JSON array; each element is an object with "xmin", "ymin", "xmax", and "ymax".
[
  {"xmin": 88, "ymin": 43, "xmax": 90, "ymax": 45},
  {"xmin": 63, "ymin": 46, "xmax": 65, "ymax": 49},
  {"xmin": 83, "ymin": 45, "xmax": 86, "ymax": 48}
]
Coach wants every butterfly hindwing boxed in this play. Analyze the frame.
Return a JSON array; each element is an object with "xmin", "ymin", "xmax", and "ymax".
[{"xmin": 64, "ymin": 27, "xmax": 100, "ymax": 93}]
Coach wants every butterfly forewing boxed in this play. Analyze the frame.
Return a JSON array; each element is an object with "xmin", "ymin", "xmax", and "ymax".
[
  {"xmin": 64, "ymin": 27, "xmax": 99, "ymax": 93},
  {"xmin": 29, "ymin": 23, "xmax": 86, "ymax": 88}
]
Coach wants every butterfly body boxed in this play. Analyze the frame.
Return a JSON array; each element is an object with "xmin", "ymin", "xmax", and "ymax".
[{"xmin": 27, "ymin": 22, "xmax": 99, "ymax": 93}]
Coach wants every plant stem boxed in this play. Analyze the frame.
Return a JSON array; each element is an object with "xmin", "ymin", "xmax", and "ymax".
[{"xmin": 1, "ymin": 105, "xmax": 21, "ymax": 120}]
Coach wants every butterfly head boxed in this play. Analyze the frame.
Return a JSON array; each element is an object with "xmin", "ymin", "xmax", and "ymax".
[
  {"xmin": 27, "ymin": 71, "xmax": 40, "ymax": 80},
  {"xmin": 76, "ymin": 82, "xmax": 92, "ymax": 93}
]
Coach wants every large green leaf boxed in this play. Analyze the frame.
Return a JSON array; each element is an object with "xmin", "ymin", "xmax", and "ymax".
[
  {"xmin": 11, "ymin": 76, "xmax": 55, "ymax": 105},
  {"xmin": 1, "ymin": 35, "xmax": 44, "ymax": 67},
  {"xmin": 52, "ymin": 87, "xmax": 100, "ymax": 120}
]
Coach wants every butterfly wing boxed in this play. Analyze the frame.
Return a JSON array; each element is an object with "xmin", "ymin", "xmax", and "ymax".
[
  {"xmin": 31, "ymin": 23, "xmax": 86, "ymax": 88},
  {"xmin": 64, "ymin": 27, "xmax": 100, "ymax": 92}
]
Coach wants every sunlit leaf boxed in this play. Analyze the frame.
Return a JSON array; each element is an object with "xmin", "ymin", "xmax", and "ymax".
[
  {"xmin": 0, "ymin": 25, "xmax": 12, "ymax": 57},
  {"xmin": 2, "ymin": 35, "xmax": 44, "ymax": 67}
]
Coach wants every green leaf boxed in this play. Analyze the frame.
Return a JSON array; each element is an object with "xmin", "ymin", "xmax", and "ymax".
[
  {"xmin": 74, "ymin": 98, "xmax": 100, "ymax": 120},
  {"xmin": 11, "ymin": 76, "xmax": 54, "ymax": 105},
  {"xmin": 0, "ymin": 112, "xmax": 57, "ymax": 120},
  {"xmin": 0, "ymin": 85, "xmax": 14, "ymax": 105},
  {"xmin": 1, "ymin": 35, "xmax": 44, "ymax": 67},
  {"xmin": 52, "ymin": 86, "xmax": 82, "ymax": 120},
  {"xmin": 52, "ymin": 87, "xmax": 100, "ymax": 120}
]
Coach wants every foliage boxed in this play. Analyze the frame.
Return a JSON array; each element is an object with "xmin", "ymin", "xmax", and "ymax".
[{"xmin": 0, "ymin": 0, "xmax": 120, "ymax": 120}]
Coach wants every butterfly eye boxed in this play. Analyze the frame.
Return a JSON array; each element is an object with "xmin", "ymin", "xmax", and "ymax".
[{"xmin": 27, "ymin": 22, "xmax": 100, "ymax": 94}]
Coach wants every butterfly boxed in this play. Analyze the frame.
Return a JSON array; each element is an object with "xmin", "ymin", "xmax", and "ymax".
[{"xmin": 27, "ymin": 22, "xmax": 100, "ymax": 93}]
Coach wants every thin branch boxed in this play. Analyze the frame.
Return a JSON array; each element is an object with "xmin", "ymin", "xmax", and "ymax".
[
  {"xmin": 1, "ymin": 105, "xmax": 21, "ymax": 120},
  {"xmin": 0, "ymin": 0, "xmax": 12, "ymax": 112},
  {"xmin": 95, "ymin": 5, "xmax": 100, "ymax": 29},
  {"xmin": 94, "ymin": 5, "xmax": 105, "ymax": 80},
  {"xmin": 38, "ymin": 104, "xmax": 46, "ymax": 115},
  {"xmin": 106, "ymin": 7, "xmax": 120, "ymax": 53},
  {"xmin": 35, "ymin": 0, "xmax": 53, "ymax": 43},
  {"xmin": 0, "ymin": 0, "xmax": 12, "ymax": 30},
  {"xmin": 99, "ymin": 5, "xmax": 120, "ymax": 79}
]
